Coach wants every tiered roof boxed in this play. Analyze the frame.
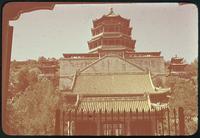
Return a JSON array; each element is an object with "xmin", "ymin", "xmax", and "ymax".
[
  {"xmin": 88, "ymin": 8, "xmax": 135, "ymax": 53},
  {"xmin": 93, "ymin": 8, "xmax": 130, "ymax": 25},
  {"xmin": 170, "ymin": 55, "xmax": 186, "ymax": 65}
]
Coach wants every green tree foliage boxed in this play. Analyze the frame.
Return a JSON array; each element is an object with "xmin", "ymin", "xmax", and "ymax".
[
  {"xmin": 15, "ymin": 68, "xmax": 41, "ymax": 92},
  {"xmin": 166, "ymin": 76, "xmax": 198, "ymax": 135},
  {"xmin": 30, "ymin": 72, "xmax": 37, "ymax": 85},
  {"xmin": 52, "ymin": 72, "xmax": 59, "ymax": 87},
  {"xmin": 7, "ymin": 78, "xmax": 59, "ymax": 135},
  {"xmin": 168, "ymin": 78, "xmax": 197, "ymax": 115},
  {"xmin": 15, "ymin": 68, "xmax": 29, "ymax": 92}
]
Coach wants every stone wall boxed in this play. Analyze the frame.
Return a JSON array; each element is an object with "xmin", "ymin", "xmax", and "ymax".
[
  {"xmin": 59, "ymin": 58, "xmax": 97, "ymax": 90},
  {"xmin": 59, "ymin": 56, "xmax": 166, "ymax": 91},
  {"xmin": 127, "ymin": 57, "xmax": 166, "ymax": 75},
  {"xmin": 81, "ymin": 56, "xmax": 145, "ymax": 74}
]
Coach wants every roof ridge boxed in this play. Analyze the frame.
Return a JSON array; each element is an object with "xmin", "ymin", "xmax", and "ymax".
[
  {"xmin": 78, "ymin": 72, "xmax": 148, "ymax": 76},
  {"xmin": 79, "ymin": 54, "xmax": 108, "ymax": 73},
  {"xmin": 148, "ymin": 71, "xmax": 156, "ymax": 92},
  {"xmin": 110, "ymin": 54, "xmax": 147, "ymax": 72},
  {"xmin": 70, "ymin": 71, "xmax": 78, "ymax": 91},
  {"xmin": 81, "ymin": 96, "xmax": 148, "ymax": 102},
  {"xmin": 79, "ymin": 54, "xmax": 146, "ymax": 74}
]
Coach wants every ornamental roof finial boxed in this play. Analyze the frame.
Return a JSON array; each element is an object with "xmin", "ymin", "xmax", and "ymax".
[
  {"xmin": 108, "ymin": 7, "xmax": 115, "ymax": 15},
  {"xmin": 110, "ymin": 7, "xmax": 113, "ymax": 13}
]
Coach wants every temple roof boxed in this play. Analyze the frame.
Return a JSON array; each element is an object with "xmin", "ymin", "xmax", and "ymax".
[
  {"xmin": 171, "ymin": 55, "xmax": 184, "ymax": 63},
  {"xmin": 71, "ymin": 72, "xmax": 170, "ymax": 95},
  {"xmin": 88, "ymin": 32, "xmax": 132, "ymax": 42},
  {"xmin": 77, "ymin": 96, "xmax": 151, "ymax": 112},
  {"xmin": 93, "ymin": 8, "xmax": 129, "ymax": 23}
]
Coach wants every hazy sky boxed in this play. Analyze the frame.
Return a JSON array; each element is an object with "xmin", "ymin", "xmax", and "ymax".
[{"xmin": 10, "ymin": 3, "xmax": 198, "ymax": 63}]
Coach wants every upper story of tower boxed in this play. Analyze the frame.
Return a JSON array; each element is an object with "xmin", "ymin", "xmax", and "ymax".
[
  {"xmin": 92, "ymin": 8, "xmax": 131, "ymax": 36},
  {"xmin": 62, "ymin": 8, "xmax": 162, "ymax": 59},
  {"xmin": 88, "ymin": 8, "xmax": 136, "ymax": 53}
]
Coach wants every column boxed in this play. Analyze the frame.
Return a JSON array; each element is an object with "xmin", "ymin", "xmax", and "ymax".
[
  {"xmin": 127, "ymin": 120, "xmax": 131, "ymax": 136},
  {"xmin": 97, "ymin": 120, "xmax": 101, "ymax": 135}
]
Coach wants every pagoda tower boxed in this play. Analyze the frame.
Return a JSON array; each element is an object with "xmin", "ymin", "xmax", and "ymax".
[{"xmin": 88, "ymin": 8, "xmax": 136, "ymax": 56}]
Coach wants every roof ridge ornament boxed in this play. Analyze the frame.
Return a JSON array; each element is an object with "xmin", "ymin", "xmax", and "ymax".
[{"xmin": 107, "ymin": 7, "xmax": 115, "ymax": 16}]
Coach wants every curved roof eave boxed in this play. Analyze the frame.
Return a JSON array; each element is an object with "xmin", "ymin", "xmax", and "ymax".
[
  {"xmin": 93, "ymin": 14, "xmax": 129, "ymax": 23},
  {"xmin": 151, "ymin": 88, "xmax": 171, "ymax": 95}
]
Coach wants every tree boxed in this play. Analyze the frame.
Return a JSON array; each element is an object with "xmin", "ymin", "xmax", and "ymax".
[
  {"xmin": 7, "ymin": 78, "xmax": 59, "ymax": 135},
  {"xmin": 169, "ymin": 79, "xmax": 197, "ymax": 114},
  {"xmin": 15, "ymin": 67, "xmax": 40, "ymax": 93},
  {"xmin": 167, "ymin": 77, "xmax": 198, "ymax": 135},
  {"xmin": 15, "ymin": 68, "xmax": 29, "ymax": 92},
  {"xmin": 27, "ymin": 71, "xmax": 38, "ymax": 85}
]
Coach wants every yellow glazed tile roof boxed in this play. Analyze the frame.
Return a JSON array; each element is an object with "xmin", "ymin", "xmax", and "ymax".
[
  {"xmin": 72, "ymin": 72, "xmax": 169, "ymax": 95},
  {"xmin": 77, "ymin": 96, "xmax": 151, "ymax": 112}
]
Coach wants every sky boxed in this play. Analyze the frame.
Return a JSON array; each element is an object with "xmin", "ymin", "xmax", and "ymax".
[{"xmin": 10, "ymin": 3, "xmax": 198, "ymax": 63}]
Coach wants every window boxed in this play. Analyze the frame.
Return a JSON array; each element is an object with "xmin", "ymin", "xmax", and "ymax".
[
  {"xmin": 104, "ymin": 26, "xmax": 108, "ymax": 32},
  {"xmin": 116, "ymin": 26, "xmax": 119, "ymax": 32},
  {"xmin": 104, "ymin": 40, "xmax": 108, "ymax": 45},
  {"xmin": 97, "ymin": 41, "xmax": 100, "ymax": 46},
  {"xmin": 108, "ymin": 40, "xmax": 111, "ymax": 45},
  {"xmin": 116, "ymin": 40, "xmax": 119, "ymax": 44}
]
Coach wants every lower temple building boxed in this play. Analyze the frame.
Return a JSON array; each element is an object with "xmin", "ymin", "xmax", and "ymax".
[{"xmin": 59, "ymin": 54, "xmax": 170, "ymax": 135}]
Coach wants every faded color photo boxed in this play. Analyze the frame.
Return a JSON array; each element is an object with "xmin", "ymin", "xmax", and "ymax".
[{"xmin": 4, "ymin": 2, "xmax": 198, "ymax": 136}]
